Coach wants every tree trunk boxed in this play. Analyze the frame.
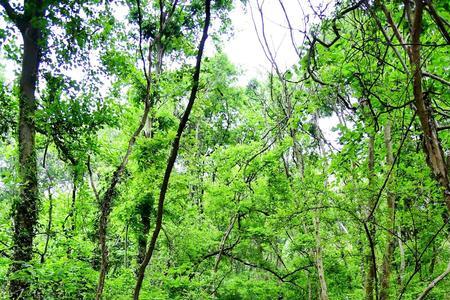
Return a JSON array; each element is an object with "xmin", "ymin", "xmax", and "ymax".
[
  {"xmin": 133, "ymin": 1, "xmax": 211, "ymax": 297},
  {"xmin": 410, "ymin": 0, "xmax": 450, "ymax": 212},
  {"xmin": 10, "ymin": 8, "xmax": 42, "ymax": 299},
  {"xmin": 137, "ymin": 196, "xmax": 152, "ymax": 265},
  {"xmin": 397, "ymin": 229, "xmax": 405, "ymax": 286},
  {"xmin": 365, "ymin": 134, "xmax": 377, "ymax": 300},
  {"xmin": 95, "ymin": 98, "xmax": 150, "ymax": 300},
  {"xmin": 380, "ymin": 119, "xmax": 395, "ymax": 299},
  {"xmin": 314, "ymin": 213, "xmax": 329, "ymax": 300}
]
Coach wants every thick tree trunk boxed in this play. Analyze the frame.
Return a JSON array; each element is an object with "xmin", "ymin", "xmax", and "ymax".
[
  {"xmin": 10, "ymin": 15, "xmax": 41, "ymax": 299},
  {"xmin": 410, "ymin": 0, "xmax": 450, "ymax": 212}
]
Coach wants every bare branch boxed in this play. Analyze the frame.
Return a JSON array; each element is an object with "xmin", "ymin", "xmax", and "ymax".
[
  {"xmin": 375, "ymin": 0, "xmax": 411, "ymax": 58},
  {"xmin": 425, "ymin": 3, "xmax": 450, "ymax": 44},
  {"xmin": 370, "ymin": 10, "xmax": 409, "ymax": 75},
  {"xmin": 416, "ymin": 260, "xmax": 450, "ymax": 300},
  {"xmin": 423, "ymin": 72, "xmax": 450, "ymax": 87},
  {"xmin": 224, "ymin": 252, "xmax": 313, "ymax": 286}
]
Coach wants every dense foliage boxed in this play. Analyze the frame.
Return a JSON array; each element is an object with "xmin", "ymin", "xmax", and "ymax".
[{"xmin": 0, "ymin": 0, "xmax": 449, "ymax": 299}]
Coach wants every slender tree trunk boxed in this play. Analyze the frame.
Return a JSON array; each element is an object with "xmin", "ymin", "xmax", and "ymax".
[
  {"xmin": 138, "ymin": 22, "xmax": 164, "ymax": 268},
  {"xmin": 213, "ymin": 213, "xmax": 237, "ymax": 272},
  {"xmin": 380, "ymin": 119, "xmax": 395, "ymax": 299},
  {"xmin": 133, "ymin": 2, "xmax": 211, "ymax": 297},
  {"xmin": 95, "ymin": 97, "xmax": 150, "ymax": 300},
  {"xmin": 397, "ymin": 229, "xmax": 405, "ymax": 286},
  {"xmin": 365, "ymin": 134, "xmax": 376, "ymax": 300},
  {"xmin": 9, "ymin": 4, "xmax": 43, "ymax": 297},
  {"xmin": 314, "ymin": 213, "xmax": 329, "ymax": 300},
  {"xmin": 40, "ymin": 163, "xmax": 53, "ymax": 264},
  {"xmin": 125, "ymin": 223, "xmax": 129, "ymax": 268},
  {"xmin": 377, "ymin": 0, "xmax": 450, "ymax": 213},
  {"xmin": 312, "ymin": 114, "xmax": 329, "ymax": 300},
  {"xmin": 307, "ymin": 273, "xmax": 312, "ymax": 300},
  {"xmin": 137, "ymin": 197, "xmax": 152, "ymax": 265}
]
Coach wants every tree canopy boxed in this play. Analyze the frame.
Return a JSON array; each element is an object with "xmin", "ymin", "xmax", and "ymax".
[{"xmin": 0, "ymin": 0, "xmax": 449, "ymax": 299}]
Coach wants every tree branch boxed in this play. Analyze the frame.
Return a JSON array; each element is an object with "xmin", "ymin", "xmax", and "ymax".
[
  {"xmin": 0, "ymin": 0, "xmax": 20, "ymax": 25},
  {"xmin": 416, "ymin": 260, "xmax": 450, "ymax": 300},
  {"xmin": 223, "ymin": 253, "xmax": 312, "ymax": 287},
  {"xmin": 423, "ymin": 72, "xmax": 450, "ymax": 87},
  {"xmin": 425, "ymin": 3, "xmax": 450, "ymax": 44}
]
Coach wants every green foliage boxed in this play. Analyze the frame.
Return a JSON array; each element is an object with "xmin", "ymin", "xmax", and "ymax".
[{"xmin": 1, "ymin": 0, "xmax": 450, "ymax": 299}]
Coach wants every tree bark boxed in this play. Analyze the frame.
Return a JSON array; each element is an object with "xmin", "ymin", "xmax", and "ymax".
[
  {"xmin": 380, "ymin": 119, "xmax": 395, "ymax": 300},
  {"xmin": 376, "ymin": 0, "xmax": 450, "ymax": 215},
  {"xmin": 95, "ymin": 94, "xmax": 150, "ymax": 300},
  {"xmin": 4, "ymin": 1, "xmax": 44, "ymax": 297},
  {"xmin": 312, "ymin": 114, "xmax": 329, "ymax": 300},
  {"xmin": 410, "ymin": 0, "xmax": 450, "ymax": 212},
  {"xmin": 397, "ymin": 229, "xmax": 405, "ymax": 286},
  {"xmin": 365, "ymin": 133, "xmax": 377, "ymax": 300},
  {"xmin": 314, "ymin": 213, "xmax": 329, "ymax": 300}
]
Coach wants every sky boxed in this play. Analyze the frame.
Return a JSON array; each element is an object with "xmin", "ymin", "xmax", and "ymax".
[
  {"xmin": 223, "ymin": 0, "xmax": 313, "ymax": 81},
  {"xmin": 223, "ymin": 1, "xmax": 298, "ymax": 81},
  {"xmin": 0, "ymin": 0, "xmax": 339, "ymax": 146},
  {"xmin": 1, "ymin": 0, "xmax": 325, "ymax": 83},
  {"xmin": 222, "ymin": 0, "xmax": 339, "ymax": 147}
]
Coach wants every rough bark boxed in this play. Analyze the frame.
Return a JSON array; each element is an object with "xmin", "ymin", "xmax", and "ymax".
[
  {"xmin": 2, "ymin": 0, "xmax": 44, "ymax": 297},
  {"xmin": 133, "ymin": 1, "xmax": 211, "ymax": 298},
  {"xmin": 409, "ymin": 0, "xmax": 450, "ymax": 212}
]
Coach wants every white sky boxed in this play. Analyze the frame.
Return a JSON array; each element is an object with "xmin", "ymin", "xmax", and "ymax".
[
  {"xmin": 0, "ymin": 0, "xmax": 339, "ymax": 146},
  {"xmin": 224, "ymin": 0, "xmax": 306, "ymax": 81},
  {"xmin": 1, "ymin": 1, "xmax": 326, "ymax": 83},
  {"xmin": 222, "ymin": 0, "xmax": 339, "ymax": 147}
]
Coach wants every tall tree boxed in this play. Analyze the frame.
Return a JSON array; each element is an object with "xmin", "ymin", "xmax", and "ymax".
[
  {"xmin": 0, "ymin": 1, "xmax": 45, "ymax": 297},
  {"xmin": 133, "ymin": 0, "xmax": 211, "ymax": 296}
]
